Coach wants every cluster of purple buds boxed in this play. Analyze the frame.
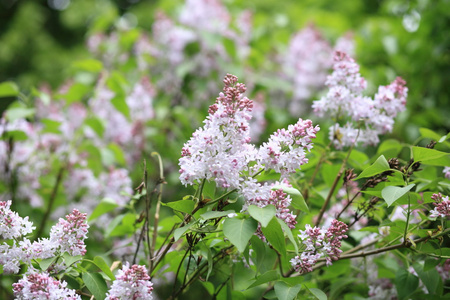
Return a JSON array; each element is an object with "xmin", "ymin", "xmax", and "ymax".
[{"xmin": 290, "ymin": 220, "xmax": 348, "ymax": 273}]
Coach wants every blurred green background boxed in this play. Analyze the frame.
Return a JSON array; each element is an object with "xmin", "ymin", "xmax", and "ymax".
[{"xmin": 1, "ymin": 0, "xmax": 449, "ymax": 138}]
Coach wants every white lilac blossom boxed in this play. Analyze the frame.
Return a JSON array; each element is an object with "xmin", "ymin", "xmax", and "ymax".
[
  {"xmin": 334, "ymin": 32, "xmax": 355, "ymax": 57},
  {"xmin": 249, "ymin": 92, "xmax": 266, "ymax": 142},
  {"xmin": 443, "ymin": 167, "xmax": 450, "ymax": 180},
  {"xmin": 49, "ymin": 209, "xmax": 89, "ymax": 256},
  {"xmin": 106, "ymin": 263, "xmax": 154, "ymax": 300},
  {"xmin": 0, "ymin": 200, "xmax": 35, "ymax": 239},
  {"xmin": 179, "ymin": 74, "xmax": 255, "ymax": 189},
  {"xmin": 0, "ymin": 206, "xmax": 89, "ymax": 274},
  {"xmin": 290, "ymin": 220, "xmax": 348, "ymax": 273},
  {"xmin": 152, "ymin": 11, "xmax": 196, "ymax": 66},
  {"xmin": 258, "ymin": 118, "xmax": 319, "ymax": 177},
  {"xmin": 429, "ymin": 193, "xmax": 450, "ymax": 219},
  {"xmin": 283, "ymin": 24, "xmax": 332, "ymax": 112},
  {"xmin": 179, "ymin": 0, "xmax": 230, "ymax": 34},
  {"xmin": 313, "ymin": 51, "xmax": 407, "ymax": 149},
  {"xmin": 87, "ymin": 78, "xmax": 154, "ymax": 165},
  {"xmin": 13, "ymin": 272, "xmax": 81, "ymax": 300}
]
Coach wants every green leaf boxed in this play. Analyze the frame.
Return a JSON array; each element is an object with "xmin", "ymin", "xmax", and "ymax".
[
  {"xmin": 39, "ymin": 257, "xmax": 58, "ymax": 271},
  {"xmin": 200, "ymin": 210, "xmax": 236, "ymax": 220},
  {"xmin": 174, "ymin": 221, "xmax": 195, "ymax": 241},
  {"xmin": 93, "ymin": 256, "xmax": 115, "ymax": 281},
  {"xmin": 164, "ymin": 199, "xmax": 195, "ymax": 214},
  {"xmin": 424, "ymin": 257, "xmax": 441, "ymax": 271},
  {"xmin": 84, "ymin": 117, "xmax": 105, "ymax": 137},
  {"xmin": 89, "ymin": 198, "xmax": 119, "ymax": 222},
  {"xmin": 82, "ymin": 272, "xmax": 108, "ymax": 300},
  {"xmin": 0, "ymin": 81, "xmax": 19, "ymax": 97},
  {"xmin": 261, "ymin": 218, "xmax": 286, "ymax": 254},
  {"xmin": 1, "ymin": 130, "xmax": 28, "ymax": 141},
  {"xmin": 412, "ymin": 147, "xmax": 450, "ymax": 166},
  {"xmin": 381, "ymin": 184, "xmax": 415, "ymax": 207},
  {"xmin": 72, "ymin": 59, "xmax": 104, "ymax": 73},
  {"xmin": 111, "ymin": 95, "xmax": 130, "ymax": 119},
  {"xmin": 247, "ymin": 270, "xmax": 280, "ymax": 289},
  {"xmin": 413, "ymin": 262, "xmax": 441, "ymax": 295},
  {"xmin": 5, "ymin": 107, "xmax": 35, "ymax": 122},
  {"xmin": 274, "ymin": 281, "xmax": 302, "ymax": 300},
  {"xmin": 356, "ymin": 155, "xmax": 390, "ymax": 179},
  {"xmin": 62, "ymin": 253, "xmax": 82, "ymax": 267},
  {"xmin": 63, "ymin": 82, "xmax": 91, "ymax": 104},
  {"xmin": 272, "ymin": 185, "xmax": 308, "ymax": 212},
  {"xmin": 248, "ymin": 204, "xmax": 276, "ymax": 228},
  {"xmin": 307, "ymin": 287, "xmax": 328, "ymax": 300},
  {"xmin": 223, "ymin": 218, "xmax": 258, "ymax": 252},
  {"xmin": 276, "ymin": 218, "xmax": 298, "ymax": 254},
  {"xmin": 41, "ymin": 119, "xmax": 62, "ymax": 134},
  {"xmin": 377, "ymin": 139, "xmax": 403, "ymax": 158},
  {"xmin": 395, "ymin": 268, "xmax": 419, "ymax": 300},
  {"xmin": 107, "ymin": 143, "xmax": 126, "ymax": 165}
]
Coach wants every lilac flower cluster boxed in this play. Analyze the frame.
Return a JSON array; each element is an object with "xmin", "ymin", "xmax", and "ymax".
[
  {"xmin": 290, "ymin": 220, "xmax": 348, "ymax": 273},
  {"xmin": 283, "ymin": 25, "xmax": 354, "ymax": 114},
  {"xmin": 0, "ymin": 204, "xmax": 89, "ymax": 274},
  {"xmin": 313, "ymin": 51, "xmax": 408, "ymax": 148},
  {"xmin": 13, "ymin": 272, "xmax": 81, "ymax": 300},
  {"xmin": 429, "ymin": 193, "xmax": 450, "ymax": 219},
  {"xmin": 0, "ymin": 200, "xmax": 35, "ymax": 239},
  {"xmin": 259, "ymin": 119, "xmax": 319, "ymax": 177},
  {"xmin": 106, "ymin": 263, "xmax": 154, "ymax": 300},
  {"xmin": 49, "ymin": 209, "xmax": 89, "ymax": 256},
  {"xmin": 179, "ymin": 74, "xmax": 255, "ymax": 189},
  {"xmin": 180, "ymin": 74, "xmax": 317, "ymax": 216},
  {"xmin": 180, "ymin": 74, "xmax": 318, "ymax": 235}
]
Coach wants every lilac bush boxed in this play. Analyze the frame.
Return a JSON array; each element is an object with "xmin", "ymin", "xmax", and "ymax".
[{"xmin": 0, "ymin": 2, "xmax": 449, "ymax": 298}]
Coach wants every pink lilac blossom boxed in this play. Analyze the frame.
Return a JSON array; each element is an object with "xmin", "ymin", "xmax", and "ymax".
[
  {"xmin": 106, "ymin": 263, "xmax": 154, "ymax": 300},
  {"xmin": 152, "ymin": 11, "xmax": 196, "ymax": 65},
  {"xmin": 290, "ymin": 220, "xmax": 348, "ymax": 273},
  {"xmin": 429, "ymin": 193, "xmax": 450, "ymax": 219},
  {"xmin": 283, "ymin": 24, "xmax": 332, "ymax": 112},
  {"xmin": 179, "ymin": 0, "xmax": 231, "ymax": 34},
  {"xmin": 313, "ymin": 51, "xmax": 407, "ymax": 149},
  {"xmin": 13, "ymin": 272, "xmax": 81, "ymax": 300},
  {"xmin": 443, "ymin": 167, "xmax": 450, "ymax": 180},
  {"xmin": 258, "ymin": 118, "xmax": 319, "ymax": 177},
  {"xmin": 334, "ymin": 32, "xmax": 355, "ymax": 57},
  {"xmin": 179, "ymin": 74, "xmax": 255, "ymax": 189},
  {"xmin": 49, "ymin": 209, "xmax": 89, "ymax": 256},
  {"xmin": 248, "ymin": 92, "xmax": 266, "ymax": 142},
  {"xmin": 87, "ymin": 78, "xmax": 154, "ymax": 165}
]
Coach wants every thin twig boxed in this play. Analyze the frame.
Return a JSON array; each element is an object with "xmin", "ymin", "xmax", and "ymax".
[{"xmin": 35, "ymin": 167, "xmax": 64, "ymax": 238}]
